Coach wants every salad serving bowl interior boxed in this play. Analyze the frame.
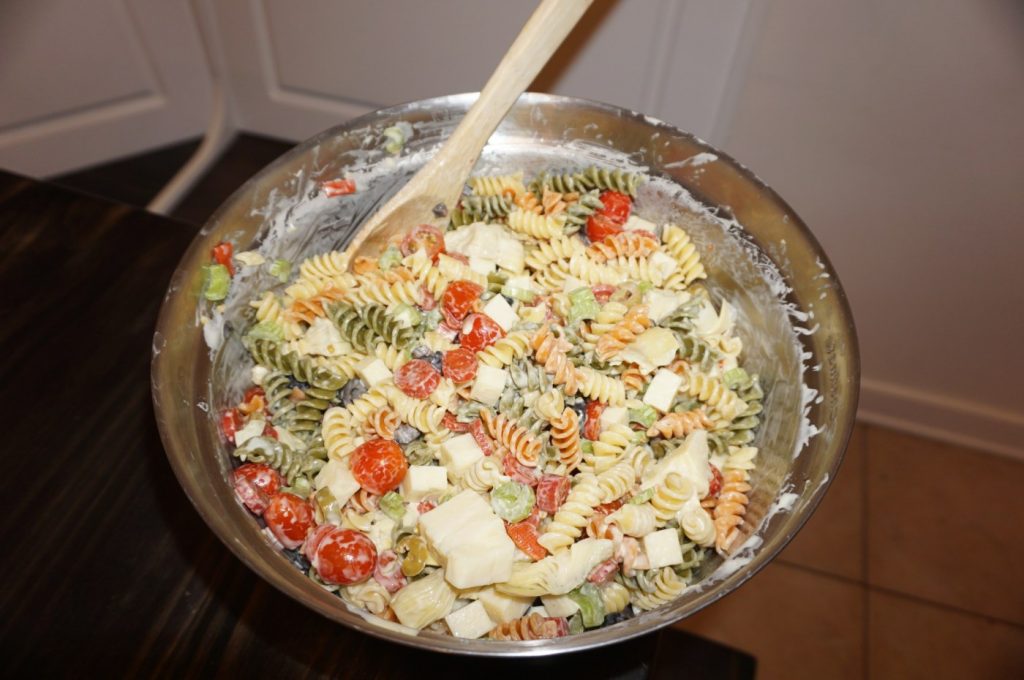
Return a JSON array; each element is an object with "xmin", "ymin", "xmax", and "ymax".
[{"xmin": 152, "ymin": 93, "xmax": 858, "ymax": 656}]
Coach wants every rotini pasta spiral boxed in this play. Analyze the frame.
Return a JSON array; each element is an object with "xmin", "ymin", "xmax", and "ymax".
[
  {"xmin": 322, "ymin": 407, "xmax": 359, "ymax": 460},
  {"xmin": 586, "ymin": 423, "xmax": 633, "ymax": 474},
  {"xmin": 461, "ymin": 455, "xmax": 507, "ymax": 492},
  {"xmin": 576, "ymin": 166, "xmax": 645, "ymax": 196},
  {"xmin": 402, "ymin": 250, "xmax": 449, "ymax": 298},
  {"xmin": 480, "ymin": 408, "xmax": 543, "ymax": 467},
  {"xmin": 576, "ymin": 367, "xmax": 626, "ymax": 406},
  {"xmin": 436, "ymin": 253, "xmax": 488, "ymax": 289},
  {"xmin": 607, "ymin": 502, "xmax": 657, "ymax": 537},
  {"xmin": 476, "ymin": 331, "xmax": 531, "ymax": 368},
  {"xmin": 650, "ymin": 472, "xmax": 697, "ymax": 523},
  {"xmin": 531, "ymin": 325, "xmax": 579, "ymax": 395},
  {"xmin": 538, "ymin": 474, "xmax": 602, "ymax": 554},
  {"xmin": 596, "ymin": 305, "xmax": 652, "ymax": 361},
  {"xmin": 452, "ymin": 195, "xmax": 515, "ymax": 225},
  {"xmin": 342, "ymin": 580, "xmax": 391, "ymax": 616},
  {"xmin": 565, "ymin": 253, "xmax": 620, "ymax": 286},
  {"xmin": 647, "ymin": 409, "xmax": 714, "ymax": 438},
  {"xmin": 681, "ymin": 372, "xmax": 746, "ymax": 421},
  {"xmin": 662, "ymin": 223, "xmax": 707, "ymax": 288},
  {"xmin": 586, "ymin": 231, "xmax": 660, "ymax": 263},
  {"xmin": 298, "ymin": 250, "xmax": 351, "ymax": 282},
  {"xmin": 385, "ymin": 385, "xmax": 447, "ymax": 434},
  {"xmin": 506, "ymin": 208, "xmax": 565, "ymax": 239},
  {"xmin": 468, "ymin": 171, "xmax": 526, "ymax": 198},
  {"xmin": 599, "ymin": 582, "xmax": 631, "ymax": 615},
  {"xmin": 548, "ymin": 407, "xmax": 583, "ymax": 473},
  {"xmin": 595, "ymin": 462, "xmax": 636, "ymax": 504},
  {"xmin": 233, "ymin": 436, "xmax": 324, "ymax": 496},
  {"xmin": 488, "ymin": 613, "xmax": 563, "ymax": 641},
  {"xmin": 360, "ymin": 304, "xmax": 415, "ymax": 348},
  {"xmin": 714, "ymin": 468, "xmax": 751, "ymax": 554},
  {"xmin": 327, "ymin": 302, "xmax": 377, "ymax": 352},
  {"xmin": 630, "ymin": 567, "xmax": 686, "ymax": 611},
  {"xmin": 364, "ymin": 407, "xmax": 399, "ymax": 440},
  {"xmin": 524, "ymin": 235, "xmax": 586, "ymax": 271},
  {"xmin": 245, "ymin": 338, "xmax": 346, "ymax": 390}
]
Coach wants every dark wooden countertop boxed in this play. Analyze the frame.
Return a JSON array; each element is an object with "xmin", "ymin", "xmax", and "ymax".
[{"xmin": 0, "ymin": 170, "xmax": 753, "ymax": 679}]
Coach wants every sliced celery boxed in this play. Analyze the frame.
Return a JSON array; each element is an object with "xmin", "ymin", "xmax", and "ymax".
[
  {"xmin": 379, "ymin": 492, "xmax": 406, "ymax": 523},
  {"xmin": 269, "ymin": 258, "xmax": 291, "ymax": 283},
  {"xmin": 378, "ymin": 246, "xmax": 402, "ymax": 271},
  {"xmin": 567, "ymin": 287, "xmax": 599, "ymax": 324},
  {"xmin": 202, "ymin": 264, "xmax": 230, "ymax": 301}
]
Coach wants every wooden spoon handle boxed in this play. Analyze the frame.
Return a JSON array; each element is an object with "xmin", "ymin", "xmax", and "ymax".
[{"xmin": 430, "ymin": 0, "xmax": 594, "ymax": 182}]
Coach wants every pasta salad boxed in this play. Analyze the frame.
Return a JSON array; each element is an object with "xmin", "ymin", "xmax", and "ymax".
[{"xmin": 211, "ymin": 165, "xmax": 763, "ymax": 640}]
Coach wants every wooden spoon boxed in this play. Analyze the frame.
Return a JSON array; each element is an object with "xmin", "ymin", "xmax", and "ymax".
[{"xmin": 342, "ymin": 0, "xmax": 593, "ymax": 266}]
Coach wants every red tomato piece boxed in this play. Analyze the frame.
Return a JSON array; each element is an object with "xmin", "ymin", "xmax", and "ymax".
[
  {"xmin": 586, "ymin": 558, "xmax": 619, "ymax": 585},
  {"xmin": 535, "ymin": 474, "xmax": 571, "ymax": 514},
  {"xmin": 440, "ymin": 279, "xmax": 483, "ymax": 328},
  {"xmin": 212, "ymin": 241, "xmax": 235, "ymax": 276},
  {"xmin": 442, "ymin": 412, "xmax": 474, "ymax": 433},
  {"xmin": 599, "ymin": 190, "xmax": 632, "ymax": 224},
  {"xmin": 437, "ymin": 320, "xmax": 461, "ymax": 341},
  {"xmin": 707, "ymin": 463, "xmax": 723, "ymax": 499},
  {"xmin": 446, "ymin": 252, "xmax": 469, "ymax": 265},
  {"xmin": 220, "ymin": 408, "xmax": 244, "ymax": 443},
  {"xmin": 263, "ymin": 492, "xmax": 315, "ymax": 550},
  {"xmin": 394, "ymin": 359, "xmax": 441, "ymax": 399},
  {"xmin": 591, "ymin": 284, "xmax": 616, "ymax": 304},
  {"xmin": 460, "ymin": 313, "xmax": 505, "ymax": 352},
  {"xmin": 585, "ymin": 212, "xmax": 623, "ymax": 243},
  {"xmin": 310, "ymin": 527, "xmax": 377, "ymax": 585},
  {"xmin": 322, "ymin": 178, "xmax": 356, "ymax": 197},
  {"xmin": 594, "ymin": 498, "xmax": 625, "ymax": 516},
  {"xmin": 350, "ymin": 439, "xmax": 408, "ymax": 495},
  {"xmin": 417, "ymin": 498, "xmax": 438, "ymax": 514},
  {"xmin": 262, "ymin": 423, "xmax": 278, "ymax": 439},
  {"xmin": 583, "ymin": 400, "xmax": 605, "ymax": 441},
  {"xmin": 469, "ymin": 419, "xmax": 496, "ymax": 457},
  {"xmin": 505, "ymin": 520, "xmax": 547, "ymax": 561},
  {"xmin": 502, "ymin": 452, "xmax": 540, "ymax": 487},
  {"xmin": 400, "ymin": 224, "xmax": 445, "ymax": 260},
  {"xmin": 442, "ymin": 347, "xmax": 478, "ymax": 384},
  {"xmin": 232, "ymin": 463, "xmax": 282, "ymax": 515},
  {"xmin": 373, "ymin": 550, "xmax": 407, "ymax": 594}
]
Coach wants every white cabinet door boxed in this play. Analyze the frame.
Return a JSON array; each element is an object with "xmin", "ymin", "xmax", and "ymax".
[{"xmin": 0, "ymin": 0, "xmax": 213, "ymax": 176}]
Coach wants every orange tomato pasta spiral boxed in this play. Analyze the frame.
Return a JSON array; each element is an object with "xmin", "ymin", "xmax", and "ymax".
[
  {"xmin": 364, "ymin": 407, "xmax": 399, "ymax": 440},
  {"xmin": 530, "ymin": 324, "xmax": 580, "ymax": 395},
  {"xmin": 480, "ymin": 409, "xmax": 543, "ymax": 467},
  {"xmin": 548, "ymin": 407, "xmax": 583, "ymax": 473},
  {"xmin": 646, "ymin": 409, "xmax": 714, "ymax": 438},
  {"xmin": 488, "ymin": 613, "xmax": 564, "ymax": 641},
  {"xmin": 714, "ymin": 468, "xmax": 751, "ymax": 554},
  {"xmin": 596, "ymin": 305, "xmax": 652, "ymax": 361},
  {"xmin": 586, "ymin": 231, "xmax": 659, "ymax": 263}
]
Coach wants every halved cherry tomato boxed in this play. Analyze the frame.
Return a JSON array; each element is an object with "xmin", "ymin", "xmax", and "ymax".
[
  {"xmin": 441, "ymin": 279, "xmax": 483, "ymax": 328},
  {"xmin": 322, "ymin": 178, "xmax": 357, "ymax": 197},
  {"xmin": 400, "ymin": 224, "xmax": 445, "ymax": 261},
  {"xmin": 585, "ymin": 212, "xmax": 622, "ymax": 243},
  {"xmin": 442, "ymin": 347, "xmax": 478, "ymax": 384},
  {"xmin": 460, "ymin": 313, "xmax": 505, "ymax": 352},
  {"xmin": 373, "ymin": 550, "xmax": 407, "ymax": 594},
  {"xmin": 309, "ymin": 527, "xmax": 377, "ymax": 585},
  {"xmin": 212, "ymin": 241, "xmax": 235, "ymax": 276},
  {"xmin": 583, "ymin": 400, "xmax": 605, "ymax": 441},
  {"xmin": 232, "ymin": 463, "xmax": 282, "ymax": 515},
  {"xmin": 264, "ymin": 492, "xmax": 315, "ymax": 550},
  {"xmin": 506, "ymin": 520, "xmax": 547, "ymax": 561},
  {"xmin": 417, "ymin": 498, "xmax": 438, "ymax": 514},
  {"xmin": 600, "ymin": 190, "xmax": 632, "ymax": 224},
  {"xmin": 591, "ymin": 284, "xmax": 616, "ymax": 304},
  {"xmin": 442, "ymin": 412, "xmax": 474, "ymax": 433},
  {"xmin": 469, "ymin": 419, "xmax": 496, "ymax": 457},
  {"xmin": 220, "ymin": 408, "xmax": 244, "ymax": 443},
  {"xmin": 394, "ymin": 359, "xmax": 441, "ymax": 399},
  {"xmin": 350, "ymin": 438, "xmax": 408, "ymax": 495},
  {"xmin": 536, "ymin": 474, "xmax": 571, "ymax": 513},
  {"xmin": 707, "ymin": 464, "xmax": 723, "ymax": 499},
  {"xmin": 419, "ymin": 286, "xmax": 437, "ymax": 311}
]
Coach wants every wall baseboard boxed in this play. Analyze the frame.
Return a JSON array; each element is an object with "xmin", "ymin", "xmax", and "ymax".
[{"xmin": 858, "ymin": 378, "xmax": 1024, "ymax": 462}]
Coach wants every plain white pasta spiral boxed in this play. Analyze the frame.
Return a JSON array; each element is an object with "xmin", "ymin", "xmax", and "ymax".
[
  {"xmin": 608, "ymin": 502, "xmax": 657, "ymax": 537},
  {"xmin": 477, "ymin": 331, "xmax": 532, "ymax": 368},
  {"xmin": 312, "ymin": 353, "xmax": 365, "ymax": 380},
  {"xmin": 604, "ymin": 256, "xmax": 668, "ymax": 287},
  {"xmin": 342, "ymin": 580, "xmax": 391, "ymax": 616},
  {"xmin": 402, "ymin": 250, "xmax": 449, "ymax": 298},
  {"xmin": 661, "ymin": 223, "xmax": 706, "ymax": 288},
  {"xmin": 322, "ymin": 407, "xmax": 361, "ymax": 460},
  {"xmin": 678, "ymin": 498, "xmax": 716, "ymax": 547},
  {"xmin": 576, "ymin": 368, "xmax": 626, "ymax": 406},
  {"xmin": 373, "ymin": 343, "xmax": 410, "ymax": 371},
  {"xmin": 468, "ymin": 171, "xmax": 526, "ymax": 197},
  {"xmin": 538, "ymin": 474, "xmax": 602, "ymax": 554},
  {"xmin": 524, "ymin": 235, "xmax": 585, "ymax": 270},
  {"xmin": 566, "ymin": 253, "xmax": 620, "ymax": 286},
  {"xmin": 506, "ymin": 208, "xmax": 565, "ymax": 239},
  {"xmin": 345, "ymin": 279, "xmax": 421, "ymax": 307},
  {"xmin": 682, "ymin": 373, "xmax": 746, "ymax": 421},
  {"xmin": 461, "ymin": 456, "xmax": 507, "ymax": 492},
  {"xmin": 385, "ymin": 385, "xmax": 447, "ymax": 433},
  {"xmin": 298, "ymin": 250, "xmax": 351, "ymax": 281},
  {"xmin": 651, "ymin": 472, "xmax": 698, "ymax": 523},
  {"xmin": 436, "ymin": 253, "xmax": 487, "ymax": 289},
  {"xmin": 595, "ymin": 462, "xmax": 636, "ymax": 504},
  {"xmin": 599, "ymin": 582, "xmax": 631, "ymax": 615},
  {"xmin": 630, "ymin": 567, "xmax": 687, "ymax": 611},
  {"xmin": 725, "ymin": 445, "xmax": 758, "ymax": 471}
]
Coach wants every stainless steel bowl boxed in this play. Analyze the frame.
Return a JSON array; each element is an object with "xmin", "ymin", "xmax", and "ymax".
[{"xmin": 152, "ymin": 93, "xmax": 858, "ymax": 656}]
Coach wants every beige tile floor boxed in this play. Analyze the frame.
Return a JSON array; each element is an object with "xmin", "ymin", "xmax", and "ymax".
[{"xmin": 674, "ymin": 423, "xmax": 1024, "ymax": 679}]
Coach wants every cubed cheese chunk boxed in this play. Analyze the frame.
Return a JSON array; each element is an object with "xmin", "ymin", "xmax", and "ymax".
[
  {"xmin": 400, "ymin": 465, "xmax": 449, "ymax": 501},
  {"xmin": 439, "ymin": 434, "xmax": 484, "ymax": 477},
  {"xmin": 623, "ymin": 215, "xmax": 657, "ymax": 232},
  {"xmin": 356, "ymin": 357, "xmax": 392, "ymax": 388},
  {"xmin": 469, "ymin": 364, "xmax": 507, "ymax": 405},
  {"xmin": 419, "ymin": 490, "xmax": 516, "ymax": 589},
  {"xmin": 476, "ymin": 587, "xmax": 533, "ymax": 623},
  {"xmin": 643, "ymin": 528, "xmax": 684, "ymax": 569},
  {"xmin": 600, "ymin": 406, "xmax": 629, "ymax": 430},
  {"xmin": 314, "ymin": 459, "xmax": 360, "ymax": 506},
  {"xmin": 643, "ymin": 368, "xmax": 684, "ymax": 413},
  {"xmin": 541, "ymin": 594, "xmax": 580, "ymax": 618},
  {"xmin": 481, "ymin": 295, "xmax": 518, "ymax": 332},
  {"xmin": 445, "ymin": 600, "xmax": 497, "ymax": 639}
]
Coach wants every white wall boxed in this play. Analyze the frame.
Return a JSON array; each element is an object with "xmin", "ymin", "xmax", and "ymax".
[
  {"xmin": 0, "ymin": 0, "xmax": 213, "ymax": 176},
  {"xmin": 1, "ymin": 0, "xmax": 1020, "ymax": 457}
]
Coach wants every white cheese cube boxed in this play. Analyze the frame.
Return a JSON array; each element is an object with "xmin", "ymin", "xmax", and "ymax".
[
  {"xmin": 355, "ymin": 357, "xmax": 392, "ymax": 388},
  {"xmin": 446, "ymin": 538, "xmax": 515, "ymax": 589},
  {"xmin": 623, "ymin": 215, "xmax": 657, "ymax": 232},
  {"xmin": 444, "ymin": 600, "xmax": 497, "ymax": 639},
  {"xmin": 250, "ymin": 365, "xmax": 269, "ymax": 386},
  {"xmin": 643, "ymin": 528, "xmax": 684, "ymax": 569},
  {"xmin": 481, "ymin": 295, "xmax": 519, "ymax": 332},
  {"xmin": 599, "ymin": 406, "xmax": 629, "ymax": 431},
  {"xmin": 400, "ymin": 465, "xmax": 448, "ymax": 501},
  {"xmin": 541, "ymin": 594, "xmax": 580, "ymax": 618},
  {"xmin": 314, "ymin": 459, "xmax": 360, "ymax": 506},
  {"xmin": 439, "ymin": 434, "xmax": 484, "ymax": 477},
  {"xmin": 469, "ymin": 364, "xmax": 507, "ymax": 405},
  {"xmin": 476, "ymin": 587, "xmax": 534, "ymax": 623},
  {"xmin": 233, "ymin": 419, "xmax": 266, "ymax": 447},
  {"xmin": 643, "ymin": 369, "xmax": 684, "ymax": 413}
]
